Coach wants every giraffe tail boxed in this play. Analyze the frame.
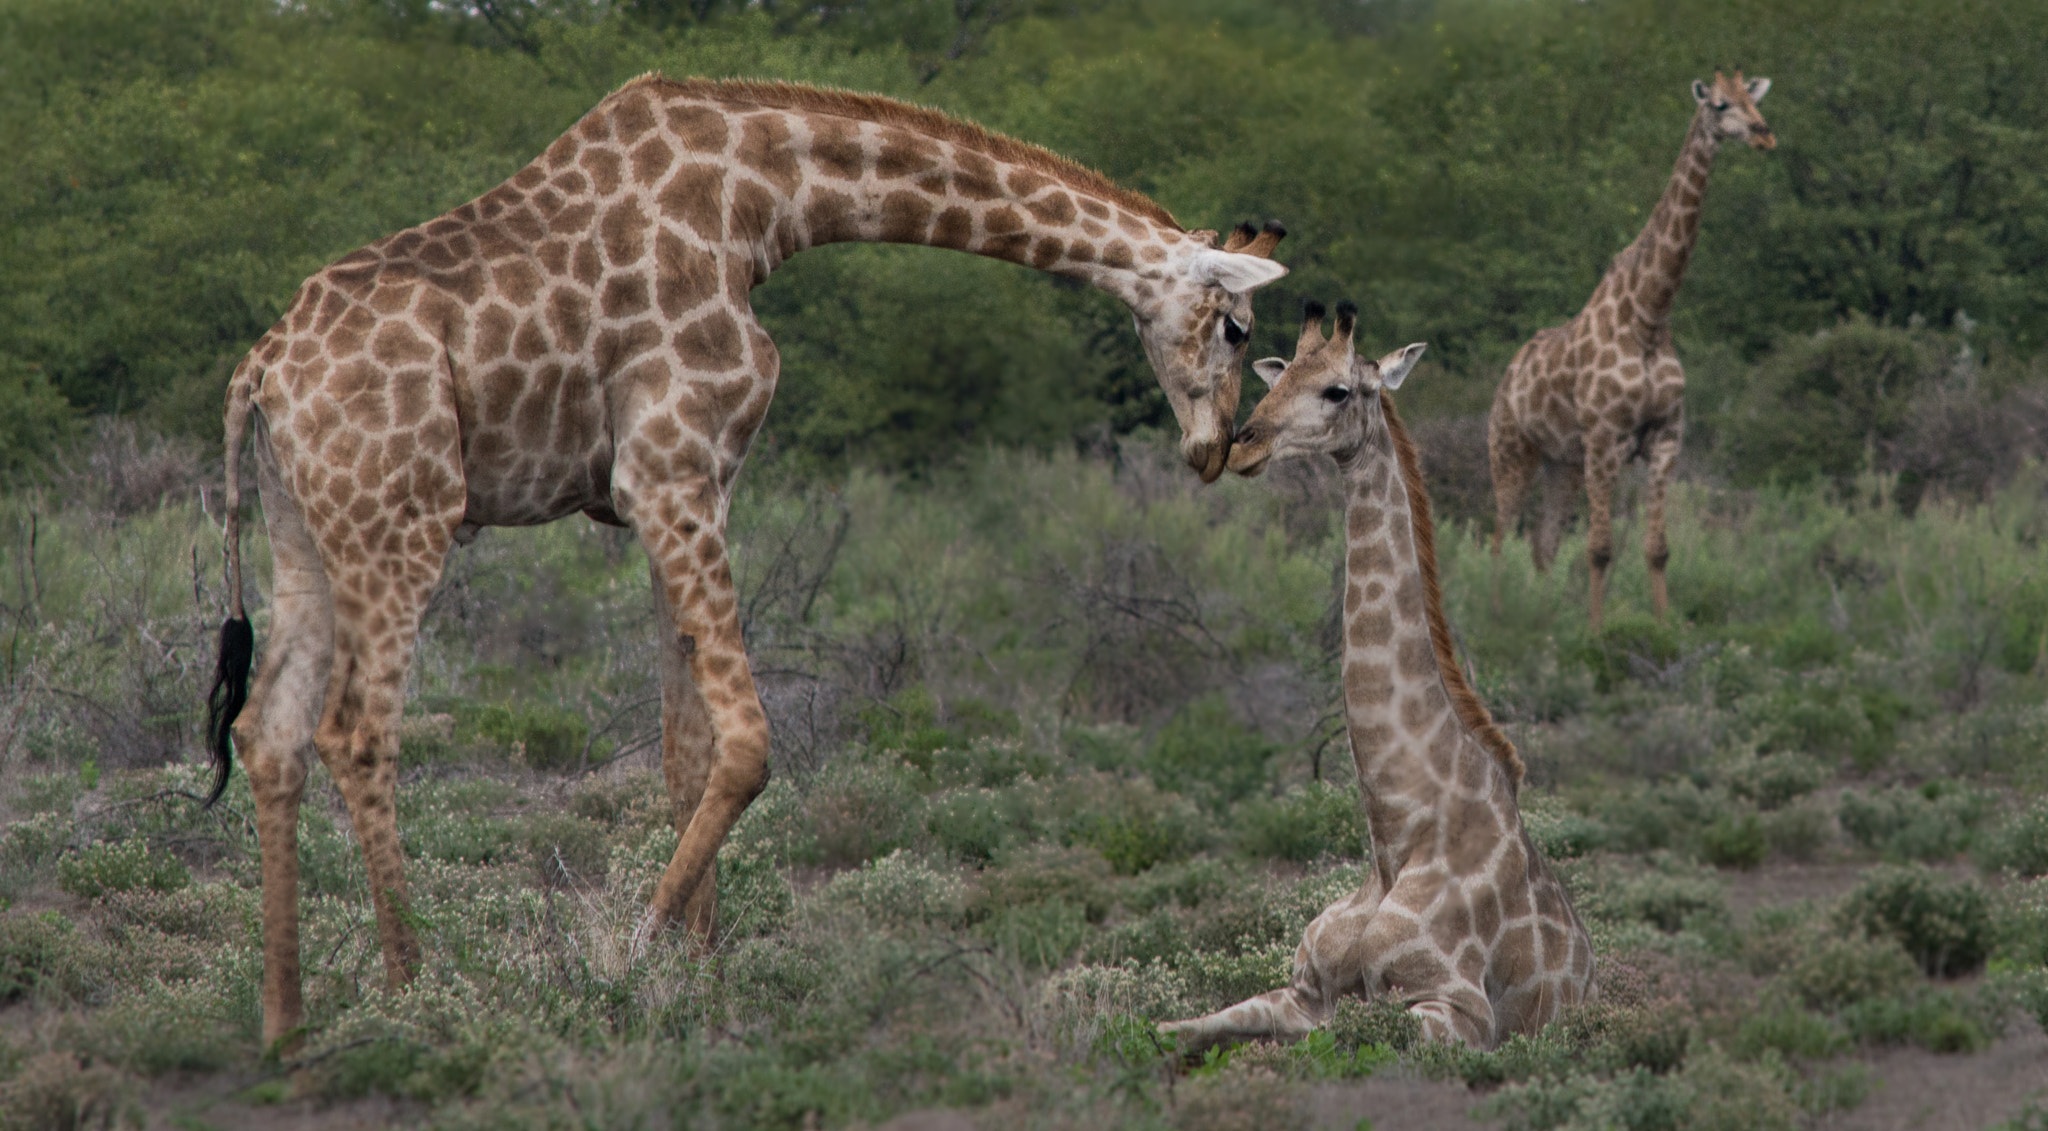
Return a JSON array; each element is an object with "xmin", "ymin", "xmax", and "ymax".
[{"xmin": 205, "ymin": 357, "xmax": 259, "ymax": 807}]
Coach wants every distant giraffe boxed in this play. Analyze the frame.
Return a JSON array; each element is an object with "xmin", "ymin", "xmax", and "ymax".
[
  {"xmin": 204, "ymin": 75, "xmax": 1291, "ymax": 1049},
  {"xmin": 1488, "ymin": 71, "xmax": 1774, "ymax": 629},
  {"xmin": 1163, "ymin": 302, "xmax": 1593, "ymax": 1054}
]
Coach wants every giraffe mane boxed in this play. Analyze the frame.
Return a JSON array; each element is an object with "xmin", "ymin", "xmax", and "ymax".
[
  {"xmin": 1380, "ymin": 395, "xmax": 1527, "ymax": 791},
  {"xmin": 621, "ymin": 74, "xmax": 1185, "ymax": 232}
]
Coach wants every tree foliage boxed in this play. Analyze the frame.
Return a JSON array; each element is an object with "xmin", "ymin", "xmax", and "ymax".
[{"xmin": 1, "ymin": 0, "xmax": 2044, "ymax": 469}]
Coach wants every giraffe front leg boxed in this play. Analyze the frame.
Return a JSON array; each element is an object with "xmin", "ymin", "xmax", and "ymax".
[
  {"xmin": 1533, "ymin": 459, "xmax": 1584, "ymax": 573},
  {"xmin": 634, "ymin": 490, "xmax": 770, "ymax": 949},
  {"xmin": 1641, "ymin": 414, "xmax": 1684, "ymax": 621},
  {"xmin": 650, "ymin": 563, "xmax": 720, "ymax": 943}
]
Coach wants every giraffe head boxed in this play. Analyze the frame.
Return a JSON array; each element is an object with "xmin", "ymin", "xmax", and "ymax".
[
  {"xmin": 1137, "ymin": 220, "xmax": 1290, "ymax": 483},
  {"xmin": 1692, "ymin": 70, "xmax": 1775, "ymax": 150},
  {"xmin": 1227, "ymin": 299, "xmax": 1426, "ymax": 476}
]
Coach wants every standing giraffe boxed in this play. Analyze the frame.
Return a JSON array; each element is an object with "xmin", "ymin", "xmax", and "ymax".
[
  {"xmin": 202, "ymin": 75, "xmax": 1291, "ymax": 1048},
  {"xmin": 1162, "ymin": 302, "xmax": 1593, "ymax": 1053},
  {"xmin": 1488, "ymin": 71, "xmax": 1774, "ymax": 629}
]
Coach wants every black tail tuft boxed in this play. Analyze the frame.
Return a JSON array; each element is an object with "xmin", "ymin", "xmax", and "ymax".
[{"xmin": 205, "ymin": 616, "xmax": 254, "ymax": 807}]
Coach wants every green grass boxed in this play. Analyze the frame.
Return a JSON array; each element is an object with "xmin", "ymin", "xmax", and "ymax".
[{"xmin": 2, "ymin": 447, "xmax": 2046, "ymax": 1127}]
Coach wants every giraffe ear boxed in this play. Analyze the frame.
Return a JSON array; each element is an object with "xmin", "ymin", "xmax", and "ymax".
[
  {"xmin": 1745, "ymin": 76, "xmax": 1771, "ymax": 102},
  {"xmin": 1193, "ymin": 250, "xmax": 1289, "ymax": 294},
  {"xmin": 1251, "ymin": 357, "xmax": 1288, "ymax": 387},
  {"xmin": 1691, "ymin": 79, "xmax": 1713, "ymax": 104},
  {"xmin": 1375, "ymin": 343, "xmax": 1428, "ymax": 391}
]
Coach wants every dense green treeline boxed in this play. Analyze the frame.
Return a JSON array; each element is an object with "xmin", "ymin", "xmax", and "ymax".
[{"xmin": 2, "ymin": 0, "xmax": 2044, "ymax": 473}]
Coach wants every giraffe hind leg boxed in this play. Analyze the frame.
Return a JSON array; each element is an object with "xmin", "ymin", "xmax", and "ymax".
[
  {"xmin": 1532, "ymin": 459, "xmax": 1584, "ymax": 573},
  {"xmin": 234, "ymin": 426, "xmax": 336, "ymax": 1049},
  {"xmin": 1641, "ymin": 418, "xmax": 1684, "ymax": 620}
]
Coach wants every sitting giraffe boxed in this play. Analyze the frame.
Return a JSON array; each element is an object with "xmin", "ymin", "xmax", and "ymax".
[
  {"xmin": 203, "ymin": 75, "xmax": 1292, "ymax": 1050},
  {"xmin": 1162, "ymin": 301, "xmax": 1593, "ymax": 1053},
  {"xmin": 1488, "ymin": 71, "xmax": 1774, "ymax": 630}
]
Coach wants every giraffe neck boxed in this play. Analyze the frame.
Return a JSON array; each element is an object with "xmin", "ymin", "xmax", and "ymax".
[
  {"xmin": 595, "ymin": 79, "xmax": 1191, "ymax": 312},
  {"xmin": 1336, "ymin": 433, "xmax": 1501, "ymax": 879},
  {"xmin": 1609, "ymin": 109, "xmax": 1720, "ymax": 332}
]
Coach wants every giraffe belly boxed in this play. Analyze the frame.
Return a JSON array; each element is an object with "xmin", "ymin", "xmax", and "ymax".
[{"xmin": 455, "ymin": 444, "xmax": 616, "ymax": 530}]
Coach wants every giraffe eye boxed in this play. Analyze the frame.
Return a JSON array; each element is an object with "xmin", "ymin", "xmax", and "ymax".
[
  {"xmin": 1712, "ymin": 100, "xmax": 1729, "ymax": 112},
  {"xmin": 1321, "ymin": 386, "xmax": 1352, "ymax": 404},
  {"xmin": 1222, "ymin": 316, "xmax": 1248, "ymax": 346}
]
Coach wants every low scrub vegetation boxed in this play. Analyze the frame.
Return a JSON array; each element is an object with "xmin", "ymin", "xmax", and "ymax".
[{"xmin": 2, "ymin": 435, "xmax": 2046, "ymax": 1126}]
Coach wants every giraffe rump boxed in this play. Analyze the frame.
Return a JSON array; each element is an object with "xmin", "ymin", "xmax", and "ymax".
[
  {"xmin": 1382, "ymin": 395, "xmax": 1526, "ymax": 789},
  {"xmin": 624, "ymin": 75, "xmax": 1184, "ymax": 232}
]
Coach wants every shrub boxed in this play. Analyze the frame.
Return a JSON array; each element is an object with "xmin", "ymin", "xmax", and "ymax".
[
  {"xmin": 819, "ymin": 850, "xmax": 967, "ymax": 929},
  {"xmin": 715, "ymin": 842, "xmax": 794, "ymax": 940},
  {"xmin": 1837, "ymin": 784, "xmax": 1992, "ymax": 862},
  {"xmin": 461, "ymin": 702, "xmax": 593, "ymax": 771},
  {"xmin": 803, "ymin": 754, "xmax": 921, "ymax": 868},
  {"xmin": 1994, "ymin": 878, "xmax": 2048, "ymax": 968},
  {"xmin": 1723, "ymin": 753, "xmax": 1829, "ymax": 810},
  {"xmin": 1701, "ymin": 813, "xmax": 1767, "ymax": 870},
  {"xmin": 923, "ymin": 787, "xmax": 1017, "ymax": 863},
  {"xmin": 1731, "ymin": 1006, "xmax": 1848, "ymax": 1062},
  {"xmin": 0, "ymin": 912, "xmax": 87, "ymax": 1004},
  {"xmin": 1577, "ymin": 613, "xmax": 1683, "ymax": 692},
  {"xmin": 1, "ymin": 811, "xmax": 71, "ymax": 871},
  {"xmin": 1835, "ymin": 864, "xmax": 1994, "ymax": 977},
  {"xmin": 1234, "ymin": 782, "xmax": 1365, "ymax": 863},
  {"xmin": 1064, "ymin": 776, "xmax": 1203, "ymax": 875},
  {"xmin": 1143, "ymin": 695, "xmax": 1276, "ymax": 809},
  {"xmin": 1781, "ymin": 932, "xmax": 1920, "ymax": 1010},
  {"xmin": 1326, "ymin": 995, "xmax": 1421, "ymax": 1053},
  {"xmin": 1575, "ymin": 857, "xmax": 1728, "ymax": 934},
  {"xmin": 1839, "ymin": 986, "xmax": 1996, "ymax": 1052},
  {"xmin": 1722, "ymin": 318, "xmax": 1943, "ymax": 490},
  {"xmin": 1520, "ymin": 794, "xmax": 1611, "ymax": 860},
  {"xmin": 1761, "ymin": 803, "xmax": 1832, "ymax": 863},
  {"xmin": 1979, "ymin": 796, "xmax": 2048, "ymax": 877},
  {"xmin": 56, "ymin": 839, "xmax": 189, "ymax": 899}
]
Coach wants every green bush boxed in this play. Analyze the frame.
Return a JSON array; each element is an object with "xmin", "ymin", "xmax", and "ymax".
[
  {"xmin": 1839, "ymin": 987, "xmax": 1996, "ymax": 1052},
  {"xmin": 461, "ymin": 702, "xmax": 593, "ymax": 771},
  {"xmin": 56, "ymin": 840, "xmax": 189, "ymax": 899},
  {"xmin": 1234, "ymin": 782, "xmax": 1365, "ymax": 863},
  {"xmin": 1722, "ymin": 319, "xmax": 1944, "ymax": 489},
  {"xmin": 1835, "ymin": 864, "xmax": 1994, "ymax": 977},
  {"xmin": 1576, "ymin": 857, "xmax": 1728, "ymax": 934},
  {"xmin": 0, "ymin": 913, "xmax": 85, "ymax": 1004},
  {"xmin": 1520, "ymin": 794, "xmax": 1611, "ymax": 860},
  {"xmin": 1781, "ymin": 932, "xmax": 1920, "ymax": 1011},
  {"xmin": 1577, "ymin": 613, "xmax": 1683, "ymax": 693},
  {"xmin": 1143, "ymin": 695, "xmax": 1276, "ymax": 809},
  {"xmin": 1980, "ymin": 796, "xmax": 2048, "ymax": 877},
  {"xmin": 803, "ymin": 755, "xmax": 922, "ymax": 868},
  {"xmin": 1701, "ymin": 813, "xmax": 1767, "ymax": 871},
  {"xmin": 1325, "ymin": 996, "xmax": 1420, "ymax": 1053},
  {"xmin": 1064, "ymin": 777, "xmax": 1203, "ymax": 875},
  {"xmin": 1838, "ymin": 784, "xmax": 1993, "ymax": 862},
  {"xmin": 819, "ymin": 850, "xmax": 967, "ymax": 929},
  {"xmin": 1731, "ymin": 1006, "xmax": 1848, "ymax": 1062},
  {"xmin": 1723, "ymin": 753, "xmax": 1829, "ymax": 810},
  {"xmin": 1760, "ymin": 803, "xmax": 1832, "ymax": 863}
]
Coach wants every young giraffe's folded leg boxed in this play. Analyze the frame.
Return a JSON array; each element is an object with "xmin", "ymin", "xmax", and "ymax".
[{"xmin": 1162, "ymin": 886, "xmax": 1380, "ymax": 1054}]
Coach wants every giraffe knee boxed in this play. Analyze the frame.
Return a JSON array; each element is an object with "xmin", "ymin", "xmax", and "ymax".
[
  {"xmin": 1648, "ymin": 546, "xmax": 1670, "ymax": 571},
  {"xmin": 1588, "ymin": 545, "xmax": 1613, "ymax": 571}
]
